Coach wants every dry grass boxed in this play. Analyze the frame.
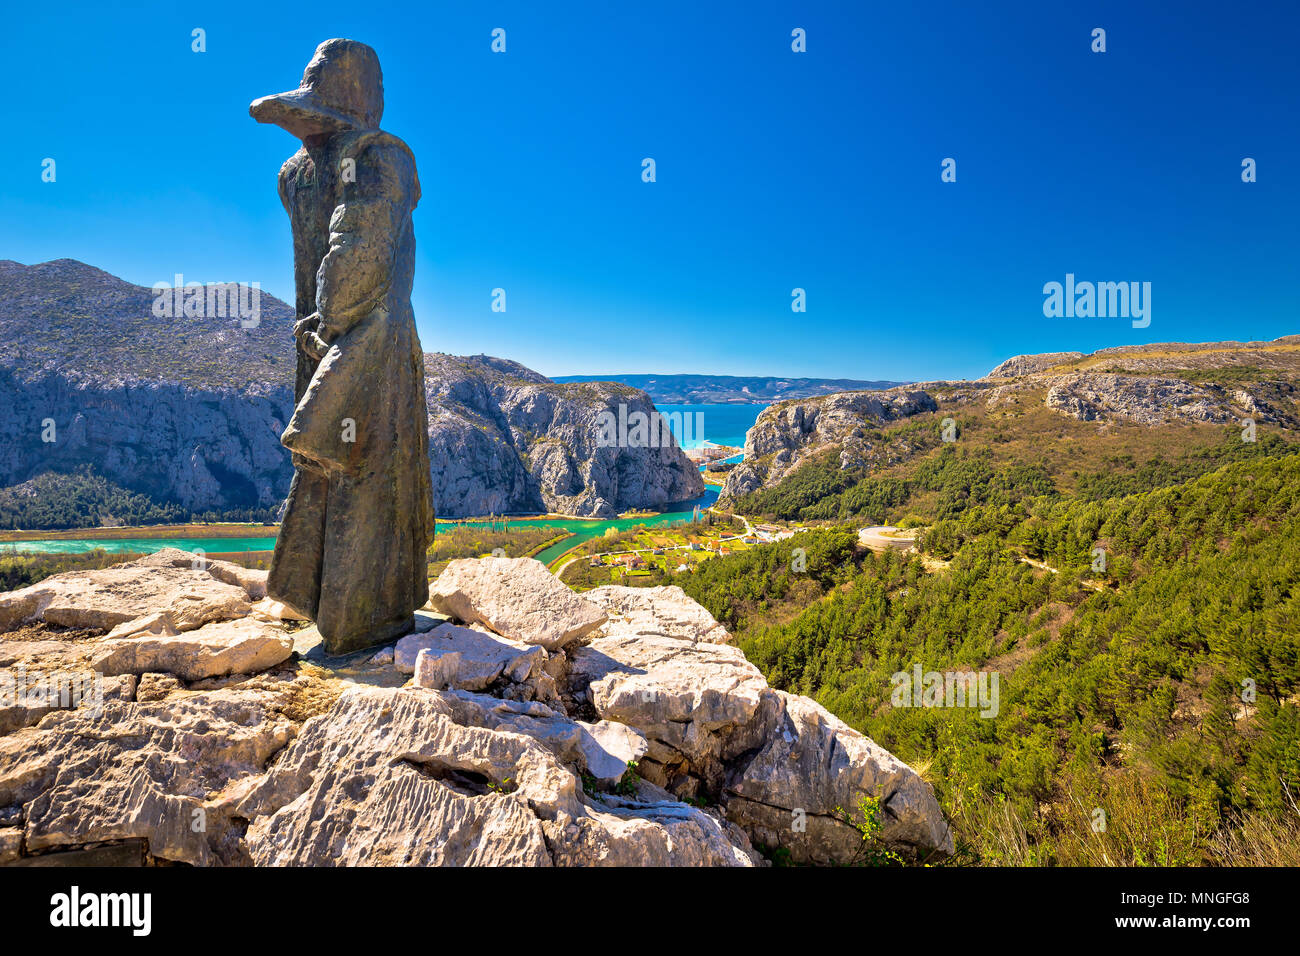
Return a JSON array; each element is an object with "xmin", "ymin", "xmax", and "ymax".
[
  {"xmin": 945, "ymin": 772, "xmax": 1300, "ymax": 867},
  {"xmin": 1207, "ymin": 786, "xmax": 1300, "ymax": 866}
]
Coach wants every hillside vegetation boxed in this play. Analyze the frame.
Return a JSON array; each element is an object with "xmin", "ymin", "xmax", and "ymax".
[{"xmin": 686, "ymin": 447, "xmax": 1300, "ymax": 865}]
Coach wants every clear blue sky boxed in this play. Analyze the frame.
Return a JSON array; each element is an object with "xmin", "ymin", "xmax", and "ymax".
[{"xmin": 2, "ymin": 1, "xmax": 1296, "ymax": 381}]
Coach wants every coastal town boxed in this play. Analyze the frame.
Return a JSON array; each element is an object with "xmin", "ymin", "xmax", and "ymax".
[{"xmin": 682, "ymin": 441, "xmax": 743, "ymax": 485}]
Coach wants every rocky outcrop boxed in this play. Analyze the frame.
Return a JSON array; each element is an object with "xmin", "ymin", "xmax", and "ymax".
[
  {"xmin": 0, "ymin": 260, "xmax": 704, "ymax": 524},
  {"xmin": 397, "ymin": 622, "xmax": 542, "ymax": 680},
  {"xmin": 428, "ymin": 557, "xmax": 608, "ymax": 651},
  {"xmin": 1044, "ymin": 372, "xmax": 1264, "ymax": 425},
  {"xmin": 425, "ymin": 353, "xmax": 704, "ymax": 517},
  {"xmin": 236, "ymin": 684, "xmax": 756, "ymax": 867},
  {"xmin": 582, "ymin": 585, "xmax": 732, "ymax": 644},
  {"xmin": 0, "ymin": 549, "xmax": 258, "ymax": 633},
  {"xmin": 722, "ymin": 691, "xmax": 953, "ymax": 864},
  {"xmin": 984, "ymin": 351, "xmax": 1084, "ymax": 379},
  {"xmin": 1005, "ymin": 339, "xmax": 1298, "ymax": 427},
  {"xmin": 90, "ymin": 617, "xmax": 293, "ymax": 681},
  {"xmin": 0, "ymin": 686, "xmax": 301, "ymax": 865},
  {"xmin": 721, "ymin": 387, "xmax": 939, "ymax": 500},
  {"xmin": 400, "ymin": 621, "xmax": 559, "ymax": 706},
  {"xmin": 0, "ymin": 553, "xmax": 952, "ymax": 866},
  {"xmin": 0, "ymin": 675, "xmax": 135, "ymax": 737},
  {"xmin": 717, "ymin": 336, "xmax": 1298, "ymax": 504},
  {"xmin": 437, "ymin": 690, "xmax": 649, "ymax": 788},
  {"xmin": 567, "ymin": 632, "xmax": 780, "ymax": 795}
]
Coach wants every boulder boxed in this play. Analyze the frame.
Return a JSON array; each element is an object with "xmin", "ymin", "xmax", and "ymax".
[
  {"xmin": 397, "ymin": 621, "xmax": 544, "ymax": 686},
  {"xmin": 0, "ymin": 550, "xmax": 255, "ymax": 633},
  {"xmin": 437, "ymin": 689, "xmax": 648, "ymax": 788},
  {"xmin": 428, "ymin": 557, "xmax": 606, "ymax": 651},
  {"xmin": 567, "ymin": 633, "xmax": 781, "ymax": 792},
  {"xmin": 238, "ymin": 685, "xmax": 756, "ymax": 866},
  {"xmin": 90, "ymin": 617, "xmax": 293, "ymax": 681},
  {"xmin": 580, "ymin": 719, "xmax": 649, "ymax": 786},
  {"xmin": 133, "ymin": 549, "xmax": 269, "ymax": 600},
  {"xmin": 249, "ymin": 598, "xmax": 307, "ymax": 622},
  {"xmin": 583, "ymin": 585, "xmax": 732, "ymax": 644},
  {"xmin": 723, "ymin": 691, "xmax": 953, "ymax": 863}
]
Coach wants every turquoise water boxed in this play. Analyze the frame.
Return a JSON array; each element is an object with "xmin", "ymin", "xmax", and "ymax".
[
  {"xmin": 1, "ymin": 486, "xmax": 722, "ymax": 565},
  {"xmin": 0, "ymin": 409, "xmax": 749, "ymax": 562},
  {"xmin": 657, "ymin": 403, "xmax": 766, "ymax": 450},
  {"xmin": 0, "ymin": 536, "xmax": 279, "ymax": 556},
  {"xmin": 462, "ymin": 486, "xmax": 721, "ymax": 564}
]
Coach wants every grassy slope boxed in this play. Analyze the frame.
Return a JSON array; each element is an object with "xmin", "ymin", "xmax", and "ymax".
[{"xmin": 687, "ymin": 436, "xmax": 1300, "ymax": 865}]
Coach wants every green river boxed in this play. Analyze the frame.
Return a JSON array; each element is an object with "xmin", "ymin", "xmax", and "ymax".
[{"xmin": 0, "ymin": 487, "xmax": 721, "ymax": 567}]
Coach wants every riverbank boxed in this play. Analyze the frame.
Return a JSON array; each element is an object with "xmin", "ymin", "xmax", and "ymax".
[
  {"xmin": 0, "ymin": 523, "xmax": 276, "ymax": 543},
  {"xmin": 0, "ymin": 487, "xmax": 722, "ymax": 560}
]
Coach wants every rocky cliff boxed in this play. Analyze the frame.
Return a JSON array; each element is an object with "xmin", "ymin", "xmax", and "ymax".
[
  {"xmin": 721, "ymin": 336, "xmax": 1300, "ymax": 502},
  {"xmin": 0, "ymin": 260, "xmax": 701, "ymax": 523},
  {"xmin": 983, "ymin": 337, "xmax": 1300, "ymax": 427},
  {"xmin": 0, "ymin": 259, "xmax": 298, "ymax": 519},
  {"xmin": 0, "ymin": 552, "xmax": 952, "ymax": 866},
  {"xmin": 721, "ymin": 388, "xmax": 939, "ymax": 499},
  {"xmin": 425, "ymin": 354, "xmax": 703, "ymax": 518}
]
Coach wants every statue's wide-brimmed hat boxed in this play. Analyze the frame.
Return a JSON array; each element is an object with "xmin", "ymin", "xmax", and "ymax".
[{"xmin": 250, "ymin": 38, "xmax": 384, "ymax": 138}]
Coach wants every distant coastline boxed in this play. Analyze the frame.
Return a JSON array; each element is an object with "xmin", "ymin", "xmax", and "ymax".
[{"xmin": 553, "ymin": 373, "xmax": 905, "ymax": 405}]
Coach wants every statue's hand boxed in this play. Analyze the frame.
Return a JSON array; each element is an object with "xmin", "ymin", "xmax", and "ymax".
[
  {"xmin": 294, "ymin": 313, "xmax": 331, "ymax": 360},
  {"xmin": 303, "ymin": 331, "xmax": 331, "ymax": 361}
]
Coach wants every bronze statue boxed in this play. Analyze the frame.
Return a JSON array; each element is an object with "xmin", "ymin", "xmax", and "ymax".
[{"xmin": 251, "ymin": 38, "xmax": 434, "ymax": 654}]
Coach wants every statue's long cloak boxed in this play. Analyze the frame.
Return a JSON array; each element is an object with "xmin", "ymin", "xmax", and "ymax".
[{"xmin": 267, "ymin": 129, "xmax": 434, "ymax": 653}]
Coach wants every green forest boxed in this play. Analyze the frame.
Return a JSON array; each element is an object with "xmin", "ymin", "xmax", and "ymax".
[
  {"xmin": 688, "ymin": 443, "xmax": 1300, "ymax": 865},
  {"xmin": 0, "ymin": 466, "xmax": 280, "ymax": 530}
]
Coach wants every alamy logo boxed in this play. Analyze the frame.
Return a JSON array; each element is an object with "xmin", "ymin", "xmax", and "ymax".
[
  {"xmin": 49, "ymin": 886, "xmax": 151, "ymax": 936},
  {"xmin": 1042, "ymin": 273, "xmax": 1150, "ymax": 328},
  {"xmin": 0, "ymin": 665, "xmax": 103, "ymax": 715},
  {"xmin": 151, "ymin": 273, "xmax": 261, "ymax": 327},
  {"xmin": 596, "ymin": 403, "xmax": 703, "ymax": 449},
  {"xmin": 891, "ymin": 664, "xmax": 999, "ymax": 718}
]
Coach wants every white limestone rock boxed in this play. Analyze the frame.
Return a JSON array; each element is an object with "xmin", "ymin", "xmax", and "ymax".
[
  {"xmin": 428, "ymin": 557, "xmax": 606, "ymax": 651},
  {"xmin": 722, "ymin": 691, "xmax": 953, "ymax": 864},
  {"xmin": 0, "ymin": 688, "xmax": 297, "ymax": 865},
  {"xmin": 583, "ymin": 585, "xmax": 732, "ymax": 644},
  {"xmin": 0, "ymin": 549, "xmax": 257, "ymax": 633},
  {"xmin": 567, "ymin": 632, "xmax": 781, "ymax": 789},
  {"xmin": 90, "ymin": 617, "xmax": 292, "ymax": 681},
  {"xmin": 237, "ymin": 685, "xmax": 756, "ymax": 867}
]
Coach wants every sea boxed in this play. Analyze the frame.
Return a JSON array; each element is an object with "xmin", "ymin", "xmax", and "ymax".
[{"xmin": 657, "ymin": 403, "xmax": 767, "ymax": 451}]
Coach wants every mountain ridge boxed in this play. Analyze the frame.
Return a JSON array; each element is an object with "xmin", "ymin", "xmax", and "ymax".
[
  {"xmin": 0, "ymin": 259, "xmax": 701, "ymax": 524},
  {"xmin": 719, "ymin": 334, "xmax": 1300, "ymax": 508},
  {"xmin": 552, "ymin": 372, "xmax": 907, "ymax": 404}
]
